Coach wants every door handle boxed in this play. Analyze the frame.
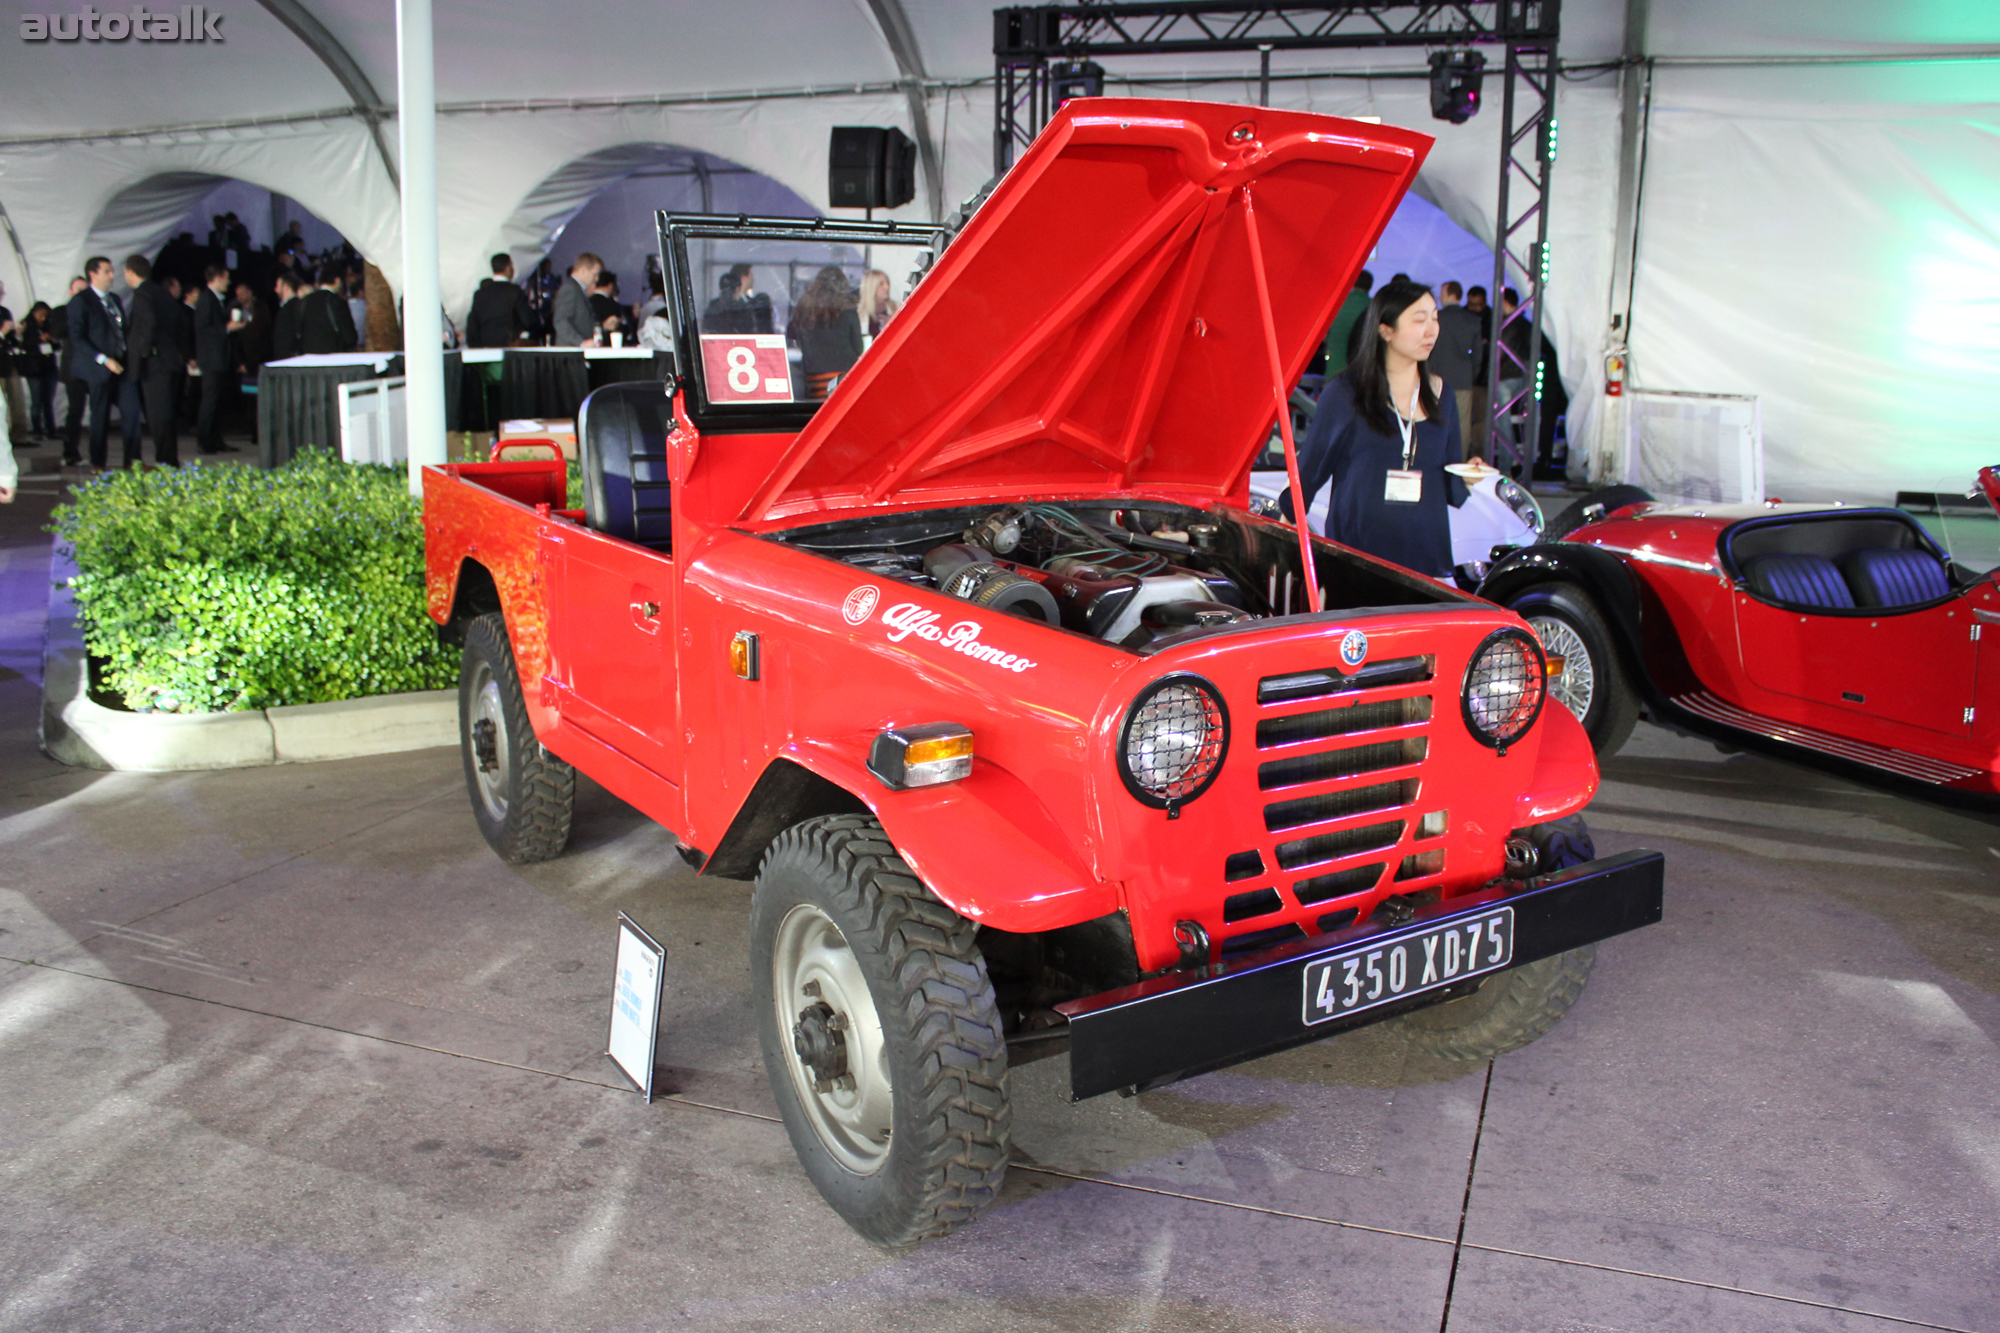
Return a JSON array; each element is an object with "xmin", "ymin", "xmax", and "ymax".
[{"xmin": 634, "ymin": 600, "xmax": 660, "ymax": 619}]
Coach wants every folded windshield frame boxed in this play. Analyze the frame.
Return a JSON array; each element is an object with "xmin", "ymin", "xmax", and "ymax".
[{"xmin": 656, "ymin": 212, "xmax": 946, "ymax": 434}]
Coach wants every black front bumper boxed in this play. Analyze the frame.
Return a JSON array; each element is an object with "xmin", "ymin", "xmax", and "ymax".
[{"xmin": 1056, "ymin": 849, "xmax": 1665, "ymax": 1100}]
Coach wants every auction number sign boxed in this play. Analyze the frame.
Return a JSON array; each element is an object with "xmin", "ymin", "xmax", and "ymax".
[{"xmin": 700, "ymin": 333, "xmax": 793, "ymax": 403}]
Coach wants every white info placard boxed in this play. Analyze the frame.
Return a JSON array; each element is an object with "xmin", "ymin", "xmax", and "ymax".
[
  {"xmin": 607, "ymin": 914, "xmax": 667, "ymax": 1100},
  {"xmin": 700, "ymin": 333, "xmax": 793, "ymax": 403}
]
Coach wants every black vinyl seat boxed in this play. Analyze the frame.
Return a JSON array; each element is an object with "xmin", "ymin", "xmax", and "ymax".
[
  {"xmin": 580, "ymin": 381, "xmax": 675, "ymax": 550},
  {"xmin": 1841, "ymin": 548, "xmax": 1951, "ymax": 608},
  {"xmin": 1742, "ymin": 553, "xmax": 1855, "ymax": 609}
]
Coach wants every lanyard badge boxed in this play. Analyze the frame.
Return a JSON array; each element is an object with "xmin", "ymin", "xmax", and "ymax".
[{"xmin": 1385, "ymin": 380, "xmax": 1423, "ymax": 504}]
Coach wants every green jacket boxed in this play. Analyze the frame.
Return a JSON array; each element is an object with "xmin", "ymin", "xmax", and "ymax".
[{"xmin": 1321, "ymin": 286, "xmax": 1372, "ymax": 373}]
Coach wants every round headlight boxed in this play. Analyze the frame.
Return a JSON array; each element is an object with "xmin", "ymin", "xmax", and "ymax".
[
  {"xmin": 1118, "ymin": 676, "xmax": 1229, "ymax": 808},
  {"xmin": 1462, "ymin": 628, "xmax": 1546, "ymax": 751}
]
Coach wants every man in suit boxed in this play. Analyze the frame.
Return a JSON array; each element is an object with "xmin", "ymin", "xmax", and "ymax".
[
  {"xmin": 269, "ymin": 271, "xmax": 306, "ymax": 362},
  {"xmin": 53, "ymin": 275, "xmax": 89, "ymax": 466},
  {"xmin": 1432, "ymin": 281, "xmax": 1484, "ymax": 451},
  {"xmin": 68, "ymin": 256, "xmax": 144, "ymax": 469},
  {"xmin": 192, "ymin": 264, "xmax": 234, "ymax": 454},
  {"xmin": 124, "ymin": 255, "xmax": 187, "ymax": 467},
  {"xmin": 466, "ymin": 253, "xmax": 537, "ymax": 347},
  {"xmin": 300, "ymin": 264, "xmax": 357, "ymax": 355},
  {"xmin": 551, "ymin": 253, "xmax": 602, "ymax": 347},
  {"xmin": 231, "ymin": 280, "xmax": 271, "ymax": 373}
]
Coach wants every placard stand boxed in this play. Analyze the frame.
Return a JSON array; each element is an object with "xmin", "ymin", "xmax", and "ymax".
[{"xmin": 606, "ymin": 914, "xmax": 667, "ymax": 1101}]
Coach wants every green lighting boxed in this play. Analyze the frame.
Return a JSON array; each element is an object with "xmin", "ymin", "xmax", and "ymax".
[{"xmin": 1545, "ymin": 117, "xmax": 1558, "ymax": 163}]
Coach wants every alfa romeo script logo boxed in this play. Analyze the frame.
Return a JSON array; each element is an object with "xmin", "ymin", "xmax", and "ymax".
[
  {"xmin": 1340, "ymin": 629, "xmax": 1369, "ymax": 667},
  {"xmin": 842, "ymin": 585, "xmax": 879, "ymax": 625}
]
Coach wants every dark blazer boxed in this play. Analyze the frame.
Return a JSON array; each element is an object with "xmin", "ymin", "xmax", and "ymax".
[
  {"xmin": 232, "ymin": 297, "xmax": 272, "ymax": 370},
  {"xmin": 126, "ymin": 280, "xmax": 188, "ymax": 368},
  {"xmin": 466, "ymin": 278, "xmax": 537, "ymax": 347},
  {"xmin": 270, "ymin": 295, "xmax": 305, "ymax": 361},
  {"xmin": 299, "ymin": 287, "xmax": 356, "ymax": 355},
  {"xmin": 67, "ymin": 287, "xmax": 125, "ymax": 385},
  {"xmin": 192, "ymin": 286, "xmax": 229, "ymax": 371}
]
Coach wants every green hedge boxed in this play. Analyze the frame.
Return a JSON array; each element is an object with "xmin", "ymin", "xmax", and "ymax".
[{"xmin": 52, "ymin": 454, "xmax": 456, "ymax": 714}]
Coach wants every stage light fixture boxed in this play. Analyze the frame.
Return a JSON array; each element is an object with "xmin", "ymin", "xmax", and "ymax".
[
  {"xmin": 1428, "ymin": 50, "xmax": 1486, "ymax": 125},
  {"xmin": 1050, "ymin": 60, "xmax": 1106, "ymax": 106}
]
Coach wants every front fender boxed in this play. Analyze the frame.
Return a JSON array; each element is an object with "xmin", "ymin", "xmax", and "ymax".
[
  {"xmin": 1516, "ymin": 700, "xmax": 1598, "ymax": 827},
  {"xmin": 1479, "ymin": 542, "xmax": 1649, "ymax": 691},
  {"xmin": 771, "ymin": 739, "xmax": 1123, "ymax": 934}
]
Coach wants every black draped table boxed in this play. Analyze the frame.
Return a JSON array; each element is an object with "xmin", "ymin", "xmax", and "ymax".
[
  {"xmin": 258, "ymin": 353, "xmax": 403, "ymax": 467},
  {"xmin": 260, "ymin": 347, "xmax": 674, "ymax": 459}
]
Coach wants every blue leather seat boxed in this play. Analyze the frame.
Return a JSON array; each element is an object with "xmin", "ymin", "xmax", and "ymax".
[
  {"xmin": 580, "ymin": 381, "xmax": 674, "ymax": 550},
  {"xmin": 1743, "ymin": 553, "xmax": 1855, "ymax": 609},
  {"xmin": 1842, "ymin": 547, "xmax": 1950, "ymax": 608}
]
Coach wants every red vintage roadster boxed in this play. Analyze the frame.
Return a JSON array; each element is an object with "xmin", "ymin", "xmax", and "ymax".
[{"xmin": 1479, "ymin": 468, "xmax": 2000, "ymax": 806}]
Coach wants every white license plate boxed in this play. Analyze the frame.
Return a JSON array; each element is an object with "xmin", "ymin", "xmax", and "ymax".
[{"xmin": 1301, "ymin": 906, "xmax": 1516, "ymax": 1026}]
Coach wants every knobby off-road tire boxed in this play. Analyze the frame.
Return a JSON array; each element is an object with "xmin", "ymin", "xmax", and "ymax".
[
  {"xmin": 1512, "ymin": 583, "xmax": 1640, "ymax": 756},
  {"xmin": 752, "ymin": 815, "xmax": 1010, "ymax": 1251},
  {"xmin": 1392, "ymin": 815, "xmax": 1599, "ymax": 1062},
  {"xmin": 458, "ymin": 613, "xmax": 575, "ymax": 864}
]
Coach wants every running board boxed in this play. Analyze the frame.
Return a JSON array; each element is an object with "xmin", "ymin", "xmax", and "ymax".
[{"xmin": 1671, "ymin": 689, "xmax": 1981, "ymax": 786}]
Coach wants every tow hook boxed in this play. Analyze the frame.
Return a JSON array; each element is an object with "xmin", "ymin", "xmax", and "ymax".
[
  {"xmin": 1503, "ymin": 837, "xmax": 1539, "ymax": 878},
  {"xmin": 1173, "ymin": 919, "xmax": 1211, "ymax": 969}
]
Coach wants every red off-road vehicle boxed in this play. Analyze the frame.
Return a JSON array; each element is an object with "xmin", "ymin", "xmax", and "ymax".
[{"xmin": 424, "ymin": 99, "xmax": 1664, "ymax": 1248}]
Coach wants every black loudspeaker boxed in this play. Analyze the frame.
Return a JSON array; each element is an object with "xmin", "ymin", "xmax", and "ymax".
[{"xmin": 829, "ymin": 126, "xmax": 917, "ymax": 211}]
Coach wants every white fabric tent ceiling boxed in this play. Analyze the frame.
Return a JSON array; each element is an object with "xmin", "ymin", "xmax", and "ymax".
[{"xmin": 0, "ymin": 0, "xmax": 1993, "ymax": 502}]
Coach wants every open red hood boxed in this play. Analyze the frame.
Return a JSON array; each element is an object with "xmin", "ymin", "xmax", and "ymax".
[{"xmin": 747, "ymin": 98, "xmax": 1431, "ymax": 524}]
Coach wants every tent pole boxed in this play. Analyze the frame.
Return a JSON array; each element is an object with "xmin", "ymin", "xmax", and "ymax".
[{"xmin": 397, "ymin": 0, "xmax": 445, "ymax": 495}]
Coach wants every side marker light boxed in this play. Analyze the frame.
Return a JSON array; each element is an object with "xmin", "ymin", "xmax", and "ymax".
[
  {"xmin": 868, "ymin": 723, "xmax": 974, "ymax": 790},
  {"xmin": 730, "ymin": 631, "xmax": 760, "ymax": 680}
]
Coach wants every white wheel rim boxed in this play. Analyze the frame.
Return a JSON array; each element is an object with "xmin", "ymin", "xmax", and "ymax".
[
  {"xmin": 772, "ymin": 903, "xmax": 893, "ymax": 1175},
  {"xmin": 468, "ymin": 664, "xmax": 511, "ymax": 823},
  {"xmin": 1528, "ymin": 615, "xmax": 1596, "ymax": 722}
]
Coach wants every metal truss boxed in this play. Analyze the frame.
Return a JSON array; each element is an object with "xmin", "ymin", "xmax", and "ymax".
[{"xmin": 995, "ymin": 0, "xmax": 1561, "ymax": 473}]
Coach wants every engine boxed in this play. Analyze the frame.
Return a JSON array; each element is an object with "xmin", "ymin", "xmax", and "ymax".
[{"xmin": 838, "ymin": 504, "xmax": 1255, "ymax": 649}]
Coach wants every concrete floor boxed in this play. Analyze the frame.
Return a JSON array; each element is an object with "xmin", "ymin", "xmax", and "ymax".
[{"xmin": 1, "ymin": 457, "xmax": 1997, "ymax": 1332}]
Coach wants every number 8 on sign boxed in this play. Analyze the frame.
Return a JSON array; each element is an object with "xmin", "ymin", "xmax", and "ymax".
[
  {"xmin": 726, "ymin": 346, "xmax": 759, "ymax": 393},
  {"xmin": 700, "ymin": 333, "xmax": 794, "ymax": 404}
]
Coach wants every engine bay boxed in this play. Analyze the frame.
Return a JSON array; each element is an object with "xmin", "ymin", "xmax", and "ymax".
[{"xmin": 776, "ymin": 501, "xmax": 1463, "ymax": 652}]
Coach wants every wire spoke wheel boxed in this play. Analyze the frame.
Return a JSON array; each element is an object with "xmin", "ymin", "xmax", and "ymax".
[
  {"xmin": 1528, "ymin": 614, "xmax": 1595, "ymax": 722},
  {"xmin": 771, "ymin": 903, "xmax": 894, "ymax": 1175}
]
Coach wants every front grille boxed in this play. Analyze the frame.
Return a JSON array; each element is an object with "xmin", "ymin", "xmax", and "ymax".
[
  {"xmin": 1276, "ymin": 819, "xmax": 1405, "ymax": 871},
  {"xmin": 1264, "ymin": 778, "xmax": 1418, "ymax": 832},
  {"xmin": 1204, "ymin": 644, "xmax": 1442, "ymax": 958},
  {"xmin": 1294, "ymin": 862, "xmax": 1387, "ymax": 904},
  {"xmin": 1257, "ymin": 655, "xmax": 1434, "ymax": 704},
  {"xmin": 1256, "ymin": 695, "xmax": 1432, "ymax": 748},
  {"xmin": 1259, "ymin": 738, "xmax": 1426, "ymax": 791}
]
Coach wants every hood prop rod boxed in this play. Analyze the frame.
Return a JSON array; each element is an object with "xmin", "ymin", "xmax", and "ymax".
[{"xmin": 1240, "ymin": 185, "xmax": 1323, "ymax": 615}]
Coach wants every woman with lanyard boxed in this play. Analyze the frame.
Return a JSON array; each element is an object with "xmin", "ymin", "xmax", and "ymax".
[{"xmin": 1281, "ymin": 277, "xmax": 1468, "ymax": 578}]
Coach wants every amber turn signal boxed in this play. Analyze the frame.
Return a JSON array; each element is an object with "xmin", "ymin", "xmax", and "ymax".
[
  {"xmin": 730, "ymin": 630, "xmax": 760, "ymax": 680},
  {"xmin": 867, "ymin": 723, "xmax": 974, "ymax": 790},
  {"xmin": 1544, "ymin": 655, "xmax": 1566, "ymax": 679}
]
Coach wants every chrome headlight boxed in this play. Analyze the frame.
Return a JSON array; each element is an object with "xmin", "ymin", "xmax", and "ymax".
[
  {"xmin": 1461, "ymin": 629, "xmax": 1547, "ymax": 752},
  {"xmin": 1495, "ymin": 476, "xmax": 1546, "ymax": 536},
  {"xmin": 1118, "ymin": 676, "xmax": 1229, "ymax": 809}
]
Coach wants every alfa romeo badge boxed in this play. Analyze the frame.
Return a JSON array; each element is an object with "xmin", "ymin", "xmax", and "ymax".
[{"xmin": 1339, "ymin": 629, "xmax": 1369, "ymax": 667}]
